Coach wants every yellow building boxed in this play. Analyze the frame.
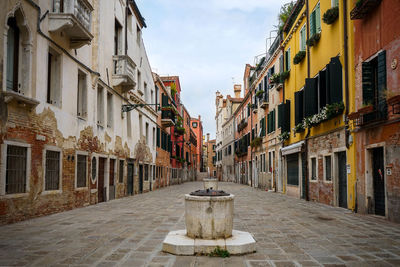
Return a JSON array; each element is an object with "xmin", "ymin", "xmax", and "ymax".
[{"xmin": 278, "ymin": 0, "xmax": 356, "ymax": 210}]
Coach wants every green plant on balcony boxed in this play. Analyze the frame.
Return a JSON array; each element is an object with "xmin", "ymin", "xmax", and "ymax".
[
  {"xmin": 293, "ymin": 123, "xmax": 305, "ymax": 133},
  {"xmin": 306, "ymin": 33, "xmax": 321, "ymax": 47},
  {"xmin": 280, "ymin": 71, "xmax": 290, "ymax": 81},
  {"xmin": 255, "ymin": 57, "xmax": 266, "ymax": 72},
  {"xmin": 256, "ymin": 90, "xmax": 265, "ymax": 99},
  {"xmin": 250, "ymin": 137, "xmax": 262, "ymax": 148},
  {"xmin": 293, "ymin": 51, "xmax": 306, "ymax": 65},
  {"xmin": 170, "ymin": 82, "xmax": 177, "ymax": 97},
  {"xmin": 323, "ymin": 6, "xmax": 339, "ymax": 24},
  {"xmin": 270, "ymin": 73, "xmax": 281, "ymax": 84},
  {"xmin": 175, "ymin": 126, "xmax": 185, "ymax": 135},
  {"xmin": 325, "ymin": 102, "xmax": 345, "ymax": 119},
  {"xmin": 278, "ymin": 131, "xmax": 290, "ymax": 142}
]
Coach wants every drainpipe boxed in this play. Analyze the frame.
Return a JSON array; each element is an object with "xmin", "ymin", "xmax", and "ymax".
[
  {"xmin": 125, "ymin": 0, "xmax": 129, "ymax": 55},
  {"xmin": 343, "ymin": 0, "xmax": 350, "ymax": 149},
  {"xmin": 250, "ymin": 91, "xmax": 253, "ymax": 187},
  {"xmin": 303, "ymin": 0, "xmax": 310, "ymax": 201}
]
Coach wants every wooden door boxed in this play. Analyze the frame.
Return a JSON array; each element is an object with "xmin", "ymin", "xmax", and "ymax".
[
  {"xmin": 98, "ymin": 158, "xmax": 106, "ymax": 202},
  {"xmin": 373, "ymin": 148, "xmax": 385, "ymax": 216}
]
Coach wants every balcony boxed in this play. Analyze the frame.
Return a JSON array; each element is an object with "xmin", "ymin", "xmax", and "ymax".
[
  {"xmin": 49, "ymin": 0, "xmax": 94, "ymax": 48},
  {"xmin": 351, "ymin": 100, "xmax": 388, "ymax": 127},
  {"xmin": 112, "ymin": 55, "xmax": 136, "ymax": 92},
  {"xmin": 350, "ymin": 0, "xmax": 381, "ymax": 20},
  {"xmin": 161, "ymin": 110, "xmax": 176, "ymax": 127}
]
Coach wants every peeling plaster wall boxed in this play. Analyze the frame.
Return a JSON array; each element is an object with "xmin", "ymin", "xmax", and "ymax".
[{"xmin": 0, "ymin": 0, "xmax": 157, "ymax": 224}]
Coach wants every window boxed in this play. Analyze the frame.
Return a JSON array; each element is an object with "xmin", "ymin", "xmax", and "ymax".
[
  {"xmin": 127, "ymin": 111, "xmax": 132, "ymax": 137},
  {"xmin": 285, "ymin": 48, "xmax": 291, "ymax": 71},
  {"xmin": 155, "ymin": 86, "xmax": 159, "ymax": 109},
  {"xmin": 311, "ymin": 157, "xmax": 317, "ymax": 181},
  {"xmin": 137, "ymin": 70, "xmax": 142, "ymax": 93},
  {"xmin": 300, "ymin": 25, "xmax": 306, "ymax": 51},
  {"xmin": 91, "ymin": 157, "xmax": 96, "ymax": 182},
  {"xmin": 362, "ymin": 51, "xmax": 386, "ymax": 110},
  {"xmin": 127, "ymin": 9, "xmax": 133, "ymax": 32},
  {"xmin": 324, "ymin": 155, "xmax": 332, "ymax": 182},
  {"xmin": 109, "ymin": 159, "xmax": 115, "ymax": 187},
  {"xmin": 139, "ymin": 114, "xmax": 143, "ymax": 137},
  {"xmin": 331, "ymin": 0, "xmax": 339, "ymax": 7},
  {"xmin": 76, "ymin": 154, "xmax": 87, "ymax": 188},
  {"xmin": 119, "ymin": 160, "xmax": 124, "ymax": 183},
  {"xmin": 287, "ymin": 154, "xmax": 299, "ymax": 186},
  {"xmin": 97, "ymin": 84, "xmax": 104, "ymax": 126},
  {"xmin": 145, "ymin": 122, "xmax": 149, "ymax": 144},
  {"xmin": 144, "ymin": 164, "xmax": 149, "ymax": 181},
  {"xmin": 136, "ymin": 25, "xmax": 141, "ymax": 45},
  {"xmin": 114, "ymin": 19, "xmax": 122, "ymax": 55},
  {"xmin": 156, "ymin": 127, "xmax": 160, "ymax": 147},
  {"xmin": 144, "ymin": 82, "xmax": 148, "ymax": 102},
  {"xmin": 5, "ymin": 145, "xmax": 28, "ymax": 194},
  {"xmin": 77, "ymin": 70, "xmax": 87, "ymax": 118},
  {"xmin": 47, "ymin": 48, "xmax": 61, "ymax": 107},
  {"xmin": 310, "ymin": 2, "xmax": 321, "ymax": 36},
  {"xmin": 6, "ymin": 17, "xmax": 20, "ymax": 92},
  {"xmin": 45, "ymin": 150, "xmax": 60, "ymax": 191},
  {"xmin": 192, "ymin": 122, "xmax": 198, "ymax": 128},
  {"xmin": 107, "ymin": 92, "xmax": 113, "ymax": 128},
  {"xmin": 268, "ymin": 152, "xmax": 272, "ymax": 173},
  {"xmin": 153, "ymin": 127, "xmax": 156, "ymax": 148}
]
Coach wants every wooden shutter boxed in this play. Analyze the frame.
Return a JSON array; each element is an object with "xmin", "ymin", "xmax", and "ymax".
[
  {"xmin": 319, "ymin": 70, "xmax": 327, "ymax": 108},
  {"xmin": 272, "ymin": 109, "xmax": 276, "ymax": 132},
  {"xmin": 310, "ymin": 10, "xmax": 316, "ymax": 36},
  {"xmin": 284, "ymin": 100, "xmax": 291, "ymax": 132},
  {"xmin": 316, "ymin": 3, "xmax": 321, "ymax": 33},
  {"xmin": 328, "ymin": 56, "xmax": 343, "ymax": 104},
  {"xmin": 295, "ymin": 90, "xmax": 304, "ymax": 125},
  {"xmin": 377, "ymin": 50, "xmax": 386, "ymax": 101},
  {"xmin": 279, "ymin": 55, "xmax": 284, "ymax": 73},
  {"xmin": 305, "ymin": 78, "xmax": 318, "ymax": 117},
  {"xmin": 361, "ymin": 61, "xmax": 373, "ymax": 105},
  {"xmin": 278, "ymin": 103, "xmax": 285, "ymax": 129},
  {"xmin": 156, "ymin": 127, "xmax": 160, "ymax": 147}
]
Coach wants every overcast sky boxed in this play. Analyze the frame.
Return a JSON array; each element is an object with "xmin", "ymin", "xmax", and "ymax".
[{"xmin": 136, "ymin": 0, "xmax": 290, "ymax": 139}]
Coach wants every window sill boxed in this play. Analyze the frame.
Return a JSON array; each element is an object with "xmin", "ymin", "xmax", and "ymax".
[
  {"xmin": 323, "ymin": 180, "xmax": 333, "ymax": 184},
  {"xmin": 2, "ymin": 91, "xmax": 39, "ymax": 110},
  {"xmin": 310, "ymin": 179, "xmax": 318, "ymax": 183},
  {"xmin": 0, "ymin": 192, "xmax": 29, "ymax": 199},
  {"xmin": 77, "ymin": 115, "xmax": 87, "ymax": 121},
  {"xmin": 75, "ymin": 187, "xmax": 88, "ymax": 191},
  {"xmin": 42, "ymin": 190, "xmax": 62, "ymax": 195}
]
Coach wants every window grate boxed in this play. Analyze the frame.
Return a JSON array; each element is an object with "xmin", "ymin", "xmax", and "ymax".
[
  {"xmin": 6, "ymin": 145, "xmax": 27, "ymax": 194},
  {"xmin": 77, "ymin": 155, "xmax": 87, "ymax": 188},
  {"xmin": 45, "ymin": 150, "xmax": 60, "ymax": 191}
]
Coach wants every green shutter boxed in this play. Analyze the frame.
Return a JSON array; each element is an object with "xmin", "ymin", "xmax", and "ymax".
[
  {"xmin": 267, "ymin": 113, "xmax": 271, "ymax": 133},
  {"xmin": 272, "ymin": 110, "xmax": 276, "ymax": 131},
  {"xmin": 310, "ymin": 10, "xmax": 316, "ymax": 36},
  {"xmin": 328, "ymin": 56, "xmax": 343, "ymax": 104},
  {"xmin": 377, "ymin": 50, "xmax": 386, "ymax": 101},
  {"xmin": 362, "ymin": 61, "xmax": 373, "ymax": 105},
  {"xmin": 304, "ymin": 78, "xmax": 318, "ymax": 117},
  {"xmin": 295, "ymin": 91, "xmax": 304, "ymax": 125},
  {"xmin": 156, "ymin": 127, "xmax": 160, "ymax": 147},
  {"xmin": 279, "ymin": 55, "xmax": 284, "ymax": 73},
  {"xmin": 316, "ymin": 3, "xmax": 321, "ymax": 33},
  {"xmin": 301, "ymin": 26, "xmax": 306, "ymax": 51},
  {"xmin": 334, "ymin": 0, "xmax": 339, "ymax": 7},
  {"xmin": 278, "ymin": 103, "xmax": 284, "ymax": 129},
  {"xmin": 284, "ymin": 100, "xmax": 291, "ymax": 132}
]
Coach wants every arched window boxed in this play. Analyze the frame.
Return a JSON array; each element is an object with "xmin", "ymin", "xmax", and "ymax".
[
  {"xmin": 3, "ymin": 7, "xmax": 32, "ymax": 97},
  {"xmin": 6, "ymin": 17, "xmax": 19, "ymax": 92}
]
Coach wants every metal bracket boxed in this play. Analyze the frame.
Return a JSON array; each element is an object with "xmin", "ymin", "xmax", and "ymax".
[{"xmin": 122, "ymin": 103, "xmax": 160, "ymax": 112}]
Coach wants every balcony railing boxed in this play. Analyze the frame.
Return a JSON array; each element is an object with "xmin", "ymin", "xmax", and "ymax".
[
  {"xmin": 112, "ymin": 55, "xmax": 136, "ymax": 92},
  {"xmin": 49, "ymin": 0, "xmax": 93, "ymax": 48},
  {"xmin": 161, "ymin": 110, "xmax": 176, "ymax": 127}
]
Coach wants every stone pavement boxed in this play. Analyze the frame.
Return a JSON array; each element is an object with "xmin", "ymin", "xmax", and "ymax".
[{"xmin": 1, "ymin": 182, "xmax": 400, "ymax": 267}]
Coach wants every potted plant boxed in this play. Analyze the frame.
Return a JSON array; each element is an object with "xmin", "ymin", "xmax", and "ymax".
[
  {"xmin": 323, "ymin": 6, "xmax": 339, "ymax": 25},
  {"xmin": 350, "ymin": 0, "xmax": 382, "ymax": 20},
  {"xmin": 280, "ymin": 71, "xmax": 290, "ymax": 81},
  {"xmin": 256, "ymin": 90, "xmax": 265, "ymax": 99},
  {"xmin": 270, "ymin": 73, "xmax": 281, "ymax": 84},
  {"xmin": 278, "ymin": 131, "xmax": 290, "ymax": 142},
  {"xmin": 293, "ymin": 123, "xmax": 305, "ymax": 133},
  {"xmin": 250, "ymin": 137, "xmax": 262, "ymax": 148},
  {"xmin": 306, "ymin": 33, "xmax": 321, "ymax": 47},
  {"xmin": 293, "ymin": 51, "xmax": 306, "ymax": 65},
  {"xmin": 358, "ymin": 102, "xmax": 374, "ymax": 114}
]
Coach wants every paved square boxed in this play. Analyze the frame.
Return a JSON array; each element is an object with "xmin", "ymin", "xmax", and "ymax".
[{"xmin": 1, "ymin": 182, "xmax": 400, "ymax": 266}]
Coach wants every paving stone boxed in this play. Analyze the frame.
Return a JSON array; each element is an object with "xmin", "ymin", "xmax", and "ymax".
[{"xmin": 0, "ymin": 182, "xmax": 399, "ymax": 267}]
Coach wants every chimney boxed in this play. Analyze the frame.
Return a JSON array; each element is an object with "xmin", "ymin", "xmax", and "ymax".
[
  {"xmin": 234, "ymin": 84, "xmax": 241, "ymax": 98},
  {"xmin": 207, "ymin": 133, "xmax": 210, "ymax": 142}
]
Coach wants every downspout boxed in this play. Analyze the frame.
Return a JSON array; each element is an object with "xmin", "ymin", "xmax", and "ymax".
[
  {"xmin": 304, "ymin": 0, "xmax": 310, "ymax": 201},
  {"xmin": 250, "ymin": 90, "xmax": 253, "ymax": 187},
  {"xmin": 343, "ymin": 0, "xmax": 350, "ymax": 149},
  {"xmin": 125, "ymin": 0, "xmax": 129, "ymax": 55}
]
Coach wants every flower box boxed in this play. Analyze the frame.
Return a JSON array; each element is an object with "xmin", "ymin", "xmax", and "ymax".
[
  {"xmin": 293, "ymin": 51, "xmax": 306, "ymax": 65},
  {"xmin": 306, "ymin": 33, "xmax": 321, "ymax": 47},
  {"xmin": 387, "ymin": 95, "xmax": 400, "ymax": 106},
  {"xmin": 350, "ymin": 0, "xmax": 381, "ymax": 20},
  {"xmin": 323, "ymin": 6, "xmax": 339, "ymax": 25}
]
